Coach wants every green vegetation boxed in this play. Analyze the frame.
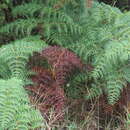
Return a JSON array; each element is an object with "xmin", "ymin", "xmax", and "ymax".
[{"xmin": 0, "ymin": 0, "xmax": 130, "ymax": 129}]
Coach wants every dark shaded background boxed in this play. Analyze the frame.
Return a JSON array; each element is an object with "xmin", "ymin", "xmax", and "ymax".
[{"xmin": 98, "ymin": 0, "xmax": 130, "ymax": 10}]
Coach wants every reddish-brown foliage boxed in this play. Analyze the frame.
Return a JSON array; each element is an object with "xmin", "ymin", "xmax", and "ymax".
[
  {"xmin": 40, "ymin": 46, "xmax": 83, "ymax": 86},
  {"xmin": 26, "ymin": 46, "xmax": 85, "ymax": 122},
  {"xmin": 26, "ymin": 66, "xmax": 66, "ymax": 121}
]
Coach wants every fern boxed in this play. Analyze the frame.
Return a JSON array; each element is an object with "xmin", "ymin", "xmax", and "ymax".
[
  {"xmin": 62, "ymin": 2, "xmax": 130, "ymax": 105},
  {"xmin": 26, "ymin": 66, "xmax": 65, "ymax": 121},
  {"xmin": 39, "ymin": 1, "xmax": 130, "ymax": 105},
  {"xmin": 12, "ymin": 3, "xmax": 43, "ymax": 18},
  {"xmin": 0, "ymin": 19, "xmax": 38, "ymax": 37},
  {"xmin": 5, "ymin": 0, "xmax": 130, "ymax": 106},
  {"xmin": 0, "ymin": 37, "xmax": 47, "ymax": 79},
  {"xmin": 40, "ymin": 46, "xmax": 83, "ymax": 86},
  {"xmin": 84, "ymin": 84, "xmax": 103, "ymax": 100},
  {"xmin": 0, "ymin": 78, "xmax": 43, "ymax": 129},
  {"xmin": 106, "ymin": 73, "xmax": 126, "ymax": 105},
  {"xmin": 0, "ymin": 36, "xmax": 47, "ymax": 129},
  {"xmin": 65, "ymin": 71, "xmax": 88, "ymax": 99},
  {"xmin": 1, "ymin": 0, "xmax": 130, "ymax": 128},
  {"xmin": 90, "ymin": 39, "xmax": 130, "ymax": 104},
  {"xmin": 0, "ymin": 0, "xmax": 82, "ymax": 41}
]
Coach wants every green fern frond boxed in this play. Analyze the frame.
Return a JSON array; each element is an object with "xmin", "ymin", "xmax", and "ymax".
[
  {"xmin": 12, "ymin": 1, "xmax": 74, "ymax": 24},
  {"xmin": 0, "ymin": 19, "xmax": 38, "ymax": 37},
  {"xmin": 0, "ymin": 38, "xmax": 47, "ymax": 79},
  {"xmin": 106, "ymin": 73, "xmax": 127, "ymax": 105},
  {"xmin": 69, "ymin": 40, "xmax": 102, "ymax": 63},
  {"xmin": 44, "ymin": 22, "xmax": 82, "ymax": 39},
  {"xmin": 12, "ymin": 3, "xmax": 42, "ymax": 18},
  {"xmin": 65, "ymin": 71, "xmax": 88, "ymax": 99},
  {"xmin": 84, "ymin": 84, "xmax": 103, "ymax": 100},
  {"xmin": 89, "ymin": 2, "xmax": 121, "ymax": 24},
  {"xmin": 12, "ymin": 2, "xmax": 62, "ymax": 19},
  {"xmin": 91, "ymin": 56, "xmax": 107, "ymax": 80},
  {"xmin": 0, "ymin": 78, "xmax": 43, "ymax": 130},
  {"xmin": 11, "ymin": 0, "xmax": 82, "ymax": 39},
  {"xmin": 92, "ymin": 40, "xmax": 130, "ymax": 80}
]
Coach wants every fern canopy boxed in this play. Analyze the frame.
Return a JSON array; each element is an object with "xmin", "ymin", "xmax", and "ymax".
[{"xmin": 1, "ymin": 0, "xmax": 130, "ymax": 128}]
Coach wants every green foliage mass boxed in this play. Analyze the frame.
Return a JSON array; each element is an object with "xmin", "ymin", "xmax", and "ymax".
[
  {"xmin": 58, "ymin": 2, "xmax": 130, "ymax": 105},
  {"xmin": 0, "ymin": 37, "xmax": 47, "ymax": 129}
]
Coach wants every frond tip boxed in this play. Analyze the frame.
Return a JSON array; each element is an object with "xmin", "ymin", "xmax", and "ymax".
[{"xmin": 106, "ymin": 74, "xmax": 127, "ymax": 105}]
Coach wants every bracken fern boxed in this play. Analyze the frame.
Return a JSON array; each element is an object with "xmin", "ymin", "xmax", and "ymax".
[{"xmin": 1, "ymin": 0, "xmax": 130, "ymax": 128}]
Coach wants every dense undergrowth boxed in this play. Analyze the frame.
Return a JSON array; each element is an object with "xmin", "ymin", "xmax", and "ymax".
[{"xmin": 1, "ymin": 0, "xmax": 130, "ymax": 129}]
